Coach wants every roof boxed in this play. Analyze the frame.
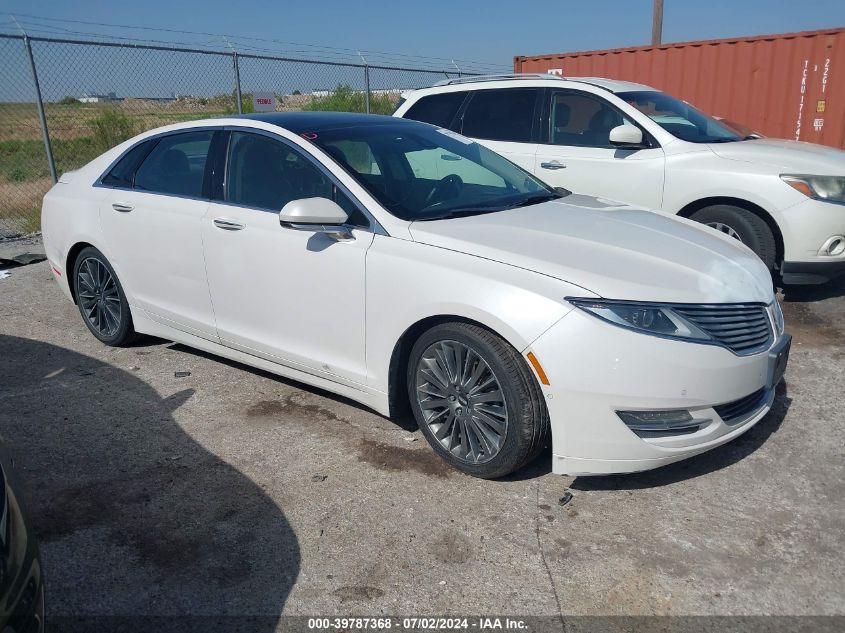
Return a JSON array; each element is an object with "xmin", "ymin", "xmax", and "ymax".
[
  {"xmin": 236, "ymin": 111, "xmax": 411, "ymax": 132},
  {"xmin": 569, "ymin": 77, "xmax": 655, "ymax": 92},
  {"xmin": 405, "ymin": 74, "xmax": 656, "ymax": 96}
]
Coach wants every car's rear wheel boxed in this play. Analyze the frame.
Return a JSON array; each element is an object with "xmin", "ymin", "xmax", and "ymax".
[
  {"xmin": 73, "ymin": 246, "xmax": 138, "ymax": 346},
  {"xmin": 407, "ymin": 322, "xmax": 549, "ymax": 479},
  {"xmin": 690, "ymin": 204, "xmax": 777, "ymax": 271}
]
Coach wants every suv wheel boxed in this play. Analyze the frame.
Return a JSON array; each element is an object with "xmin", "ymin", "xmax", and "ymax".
[
  {"xmin": 407, "ymin": 322, "xmax": 549, "ymax": 479},
  {"xmin": 690, "ymin": 204, "xmax": 777, "ymax": 270}
]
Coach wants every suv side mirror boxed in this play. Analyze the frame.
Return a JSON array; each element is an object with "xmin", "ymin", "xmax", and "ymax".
[
  {"xmin": 609, "ymin": 124, "xmax": 645, "ymax": 148},
  {"xmin": 279, "ymin": 197, "xmax": 354, "ymax": 242}
]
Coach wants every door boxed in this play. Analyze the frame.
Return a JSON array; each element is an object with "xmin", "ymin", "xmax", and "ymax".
[
  {"xmin": 534, "ymin": 89, "xmax": 666, "ymax": 209},
  {"xmin": 202, "ymin": 131, "xmax": 374, "ymax": 386},
  {"xmin": 458, "ymin": 88, "xmax": 541, "ymax": 172},
  {"xmin": 98, "ymin": 129, "xmax": 218, "ymax": 340}
]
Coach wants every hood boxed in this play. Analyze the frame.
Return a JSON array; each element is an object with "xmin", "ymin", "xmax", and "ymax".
[
  {"xmin": 409, "ymin": 195, "xmax": 774, "ymax": 304},
  {"xmin": 708, "ymin": 138, "xmax": 845, "ymax": 173}
]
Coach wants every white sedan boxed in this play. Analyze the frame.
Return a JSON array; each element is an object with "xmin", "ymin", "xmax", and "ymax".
[{"xmin": 41, "ymin": 113, "xmax": 790, "ymax": 478}]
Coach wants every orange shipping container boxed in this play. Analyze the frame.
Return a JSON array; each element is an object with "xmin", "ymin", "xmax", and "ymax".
[{"xmin": 514, "ymin": 28, "xmax": 845, "ymax": 149}]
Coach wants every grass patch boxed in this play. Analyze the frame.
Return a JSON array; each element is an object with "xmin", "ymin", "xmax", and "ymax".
[
  {"xmin": 304, "ymin": 84, "xmax": 398, "ymax": 115},
  {"xmin": 88, "ymin": 109, "xmax": 137, "ymax": 154}
]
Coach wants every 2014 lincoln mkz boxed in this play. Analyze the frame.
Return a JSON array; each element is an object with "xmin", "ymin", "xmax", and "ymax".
[{"xmin": 41, "ymin": 113, "xmax": 791, "ymax": 478}]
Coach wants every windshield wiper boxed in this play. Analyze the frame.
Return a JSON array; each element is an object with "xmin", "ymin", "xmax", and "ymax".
[
  {"xmin": 506, "ymin": 192, "xmax": 564, "ymax": 208},
  {"xmin": 416, "ymin": 207, "xmax": 505, "ymax": 221},
  {"xmin": 416, "ymin": 192, "xmax": 564, "ymax": 221}
]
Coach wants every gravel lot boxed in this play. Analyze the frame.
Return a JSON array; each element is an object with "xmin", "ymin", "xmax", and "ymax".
[{"xmin": 0, "ymin": 238, "xmax": 843, "ymax": 625}]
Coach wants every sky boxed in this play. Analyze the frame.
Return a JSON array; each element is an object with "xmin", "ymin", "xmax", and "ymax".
[{"xmin": 1, "ymin": 0, "xmax": 845, "ymax": 69}]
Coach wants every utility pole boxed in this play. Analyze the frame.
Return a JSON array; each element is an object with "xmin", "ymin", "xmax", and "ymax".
[{"xmin": 652, "ymin": 0, "xmax": 664, "ymax": 45}]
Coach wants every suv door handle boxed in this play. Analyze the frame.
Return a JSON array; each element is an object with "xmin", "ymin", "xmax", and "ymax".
[
  {"xmin": 540, "ymin": 161, "xmax": 566, "ymax": 170},
  {"xmin": 112, "ymin": 202, "xmax": 134, "ymax": 212},
  {"xmin": 213, "ymin": 218, "xmax": 245, "ymax": 231}
]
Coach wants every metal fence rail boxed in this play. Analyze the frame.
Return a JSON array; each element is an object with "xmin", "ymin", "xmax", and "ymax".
[{"xmin": 0, "ymin": 33, "xmax": 475, "ymax": 238}]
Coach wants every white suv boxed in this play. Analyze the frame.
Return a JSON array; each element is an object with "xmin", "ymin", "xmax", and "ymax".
[{"xmin": 394, "ymin": 74, "xmax": 845, "ymax": 284}]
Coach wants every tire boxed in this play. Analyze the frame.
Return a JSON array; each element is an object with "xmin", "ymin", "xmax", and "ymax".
[
  {"xmin": 407, "ymin": 322, "xmax": 549, "ymax": 479},
  {"xmin": 72, "ymin": 246, "xmax": 138, "ymax": 346},
  {"xmin": 690, "ymin": 204, "xmax": 777, "ymax": 271}
]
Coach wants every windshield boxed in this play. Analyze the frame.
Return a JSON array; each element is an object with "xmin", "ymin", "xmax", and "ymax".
[
  {"xmin": 618, "ymin": 90, "xmax": 743, "ymax": 144},
  {"xmin": 306, "ymin": 122, "xmax": 563, "ymax": 221}
]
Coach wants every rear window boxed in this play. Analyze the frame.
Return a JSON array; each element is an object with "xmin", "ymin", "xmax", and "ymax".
[
  {"xmin": 403, "ymin": 91, "xmax": 467, "ymax": 129},
  {"xmin": 100, "ymin": 139, "xmax": 156, "ymax": 188},
  {"xmin": 134, "ymin": 131, "xmax": 214, "ymax": 197},
  {"xmin": 460, "ymin": 88, "xmax": 537, "ymax": 143}
]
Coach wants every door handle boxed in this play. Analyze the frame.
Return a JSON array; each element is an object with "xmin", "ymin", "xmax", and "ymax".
[
  {"xmin": 213, "ymin": 218, "xmax": 245, "ymax": 231},
  {"xmin": 111, "ymin": 202, "xmax": 134, "ymax": 212},
  {"xmin": 540, "ymin": 161, "xmax": 566, "ymax": 170}
]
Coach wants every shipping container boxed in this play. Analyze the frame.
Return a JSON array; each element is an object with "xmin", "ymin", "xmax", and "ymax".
[{"xmin": 514, "ymin": 28, "xmax": 845, "ymax": 149}]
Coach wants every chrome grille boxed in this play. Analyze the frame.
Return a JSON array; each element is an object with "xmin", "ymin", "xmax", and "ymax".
[{"xmin": 674, "ymin": 304, "xmax": 773, "ymax": 355}]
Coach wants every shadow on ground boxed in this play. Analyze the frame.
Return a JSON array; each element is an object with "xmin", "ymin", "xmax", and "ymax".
[
  {"xmin": 0, "ymin": 335, "xmax": 299, "ymax": 626},
  {"xmin": 571, "ymin": 381, "xmax": 792, "ymax": 491}
]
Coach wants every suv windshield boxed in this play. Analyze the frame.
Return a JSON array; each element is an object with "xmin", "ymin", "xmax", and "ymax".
[
  {"xmin": 618, "ymin": 90, "xmax": 743, "ymax": 144},
  {"xmin": 306, "ymin": 122, "xmax": 563, "ymax": 221}
]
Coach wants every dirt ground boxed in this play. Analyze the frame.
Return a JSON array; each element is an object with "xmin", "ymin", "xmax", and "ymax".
[{"xmin": 0, "ymin": 240, "xmax": 843, "ymax": 628}]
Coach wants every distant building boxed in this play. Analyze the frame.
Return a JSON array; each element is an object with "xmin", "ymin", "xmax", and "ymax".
[{"xmin": 78, "ymin": 92, "xmax": 119, "ymax": 103}]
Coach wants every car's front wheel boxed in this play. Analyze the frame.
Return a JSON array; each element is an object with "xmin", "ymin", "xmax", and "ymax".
[
  {"xmin": 690, "ymin": 204, "xmax": 777, "ymax": 271},
  {"xmin": 407, "ymin": 322, "xmax": 549, "ymax": 479},
  {"xmin": 72, "ymin": 246, "xmax": 138, "ymax": 346}
]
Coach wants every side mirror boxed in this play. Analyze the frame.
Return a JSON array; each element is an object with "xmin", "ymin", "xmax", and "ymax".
[
  {"xmin": 279, "ymin": 197, "xmax": 354, "ymax": 242},
  {"xmin": 608, "ymin": 124, "xmax": 645, "ymax": 148}
]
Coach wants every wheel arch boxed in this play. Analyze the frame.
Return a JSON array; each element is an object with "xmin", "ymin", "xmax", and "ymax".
[
  {"xmin": 677, "ymin": 196, "xmax": 784, "ymax": 266},
  {"xmin": 387, "ymin": 314, "xmax": 529, "ymax": 422},
  {"xmin": 65, "ymin": 241, "xmax": 96, "ymax": 304}
]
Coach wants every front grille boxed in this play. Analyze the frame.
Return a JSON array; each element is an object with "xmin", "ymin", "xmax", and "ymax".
[
  {"xmin": 714, "ymin": 388, "xmax": 770, "ymax": 424},
  {"xmin": 674, "ymin": 304, "xmax": 772, "ymax": 355}
]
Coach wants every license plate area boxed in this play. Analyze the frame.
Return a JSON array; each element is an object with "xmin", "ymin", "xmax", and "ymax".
[{"xmin": 766, "ymin": 334, "xmax": 791, "ymax": 390}]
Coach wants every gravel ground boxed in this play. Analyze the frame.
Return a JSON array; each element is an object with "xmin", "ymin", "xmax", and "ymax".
[{"xmin": 0, "ymin": 242, "xmax": 843, "ymax": 626}]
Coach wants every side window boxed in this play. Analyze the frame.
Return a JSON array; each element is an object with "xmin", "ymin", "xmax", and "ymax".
[
  {"xmin": 460, "ymin": 88, "xmax": 537, "ymax": 143},
  {"xmin": 549, "ymin": 91, "xmax": 631, "ymax": 148},
  {"xmin": 101, "ymin": 139, "xmax": 156, "ymax": 188},
  {"xmin": 225, "ymin": 132, "xmax": 368, "ymax": 226},
  {"xmin": 403, "ymin": 92, "xmax": 467, "ymax": 129},
  {"xmin": 134, "ymin": 131, "xmax": 214, "ymax": 197}
]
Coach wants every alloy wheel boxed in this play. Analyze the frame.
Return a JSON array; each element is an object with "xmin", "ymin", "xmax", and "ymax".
[
  {"xmin": 77, "ymin": 257, "xmax": 122, "ymax": 338},
  {"xmin": 415, "ymin": 340, "xmax": 508, "ymax": 464},
  {"xmin": 707, "ymin": 221, "xmax": 742, "ymax": 241}
]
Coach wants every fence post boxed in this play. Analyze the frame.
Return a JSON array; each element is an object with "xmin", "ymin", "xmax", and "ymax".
[
  {"xmin": 364, "ymin": 64, "xmax": 371, "ymax": 114},
  {"xmin": 232, "ymin": 51, "xmax": 243, "ymax": 115},
  {"xmin": 24, "ymin": 35, "xmax": 57, "ymax": 183}
]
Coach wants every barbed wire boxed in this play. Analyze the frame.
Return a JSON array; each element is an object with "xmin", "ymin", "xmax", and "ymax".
[{"xmin": 0, "ymin": 12, "xmax": 507, "ymax": 73}]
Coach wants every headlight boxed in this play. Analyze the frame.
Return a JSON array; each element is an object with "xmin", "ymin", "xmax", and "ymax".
[
  {"xmin": 781, "ymin": 174, "xmax": 845, "ymax": 204},
  {"xmin": 567, "ymin": 299, "xmax": 710, "ymax": 341}
]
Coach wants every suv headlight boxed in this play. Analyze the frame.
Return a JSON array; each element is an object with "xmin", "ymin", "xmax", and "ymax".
[
  {"xmin": 781, "ymin": 174, "xmax": 845, "ymax": 204},
  {"xmin": 567, "ymin": 298, "xmax": 710, "ymax": 341}
]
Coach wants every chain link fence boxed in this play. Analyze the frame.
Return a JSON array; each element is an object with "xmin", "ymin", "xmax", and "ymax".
[{"xmin": 0, "ymin": 33, "xmax": 475, "ymax": 238}]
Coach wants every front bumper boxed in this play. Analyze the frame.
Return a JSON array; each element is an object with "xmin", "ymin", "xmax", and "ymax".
[
  {"xmin": 777, "ymin": 198, "xmax": 845, "ymax": 284},
  {"xmin": 781, "ymin": 259, "xmax": 845, "ymax": 285},
  {"xmin": 528, "ymin": 308, "xmax": 786, "ymax": 476}
]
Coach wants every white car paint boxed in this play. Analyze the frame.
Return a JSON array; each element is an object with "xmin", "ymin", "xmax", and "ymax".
[
  {"xmin": 394, "ymin": 76, "xmax": 845, "ymax": 283},
  {"xmin": 42, "ymin": 116, "xmax": 786, "ymax": 476}
]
